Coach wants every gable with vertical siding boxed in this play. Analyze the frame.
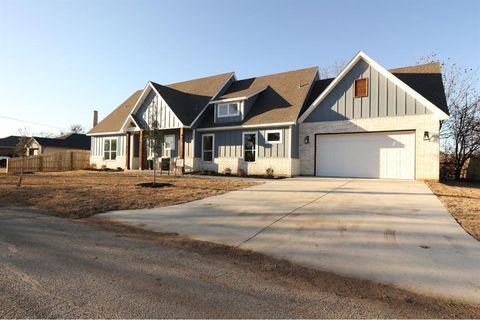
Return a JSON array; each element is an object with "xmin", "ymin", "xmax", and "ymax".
[
  {"xmin": 136, "ymin": 90, "xmax": 183, "ymax": 129},
  {"xmin": 304, "ymin": 59, "xmax": 432, "ymax": 122}
]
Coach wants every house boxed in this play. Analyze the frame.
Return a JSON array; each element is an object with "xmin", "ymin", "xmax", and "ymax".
[
  {"xmin": 26, "ymin": 133, "xmax": 91, "ymax": 156},
  {"xmin": 87, "ymin": 51, "xmax": 448, "ymax": 180},
  {"xmin": 0, "ymin": 135, "xmax": 22, "ymax": 158}
]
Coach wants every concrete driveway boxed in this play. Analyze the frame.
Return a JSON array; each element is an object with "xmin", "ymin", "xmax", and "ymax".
[{"xmin": 101, "ymin": 177, "xmax": 480, "ymax": 305}]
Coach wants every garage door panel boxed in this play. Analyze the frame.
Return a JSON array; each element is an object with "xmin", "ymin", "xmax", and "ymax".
[{"xmin": 315, "ymin": 131, "xmax": 415, "ymax": 179}]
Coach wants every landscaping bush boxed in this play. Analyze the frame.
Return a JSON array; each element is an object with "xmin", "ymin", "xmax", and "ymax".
[
  {"xmin": 237, "ymin": 168, "xmax": 246, "ymax": 177},
  {"xmin": 266, "ymin": 168, "xmax": 274, "ymax": 177}
]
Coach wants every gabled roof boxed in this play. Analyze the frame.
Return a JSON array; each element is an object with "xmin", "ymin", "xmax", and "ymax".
[
  {"xmin": 0, "ymin": 135, "xmax": 21, "ymax": 148},
  {"xmin": 298, "ymin": 52, "xmax": 449, "ymax": 122},
  {"xmin": 199, "ymin": 67, "xmax": 318, "ymax": 128},
  {"xmin": 32, "ymin": 133, "xmax": 90, "ymax": 150},
  {"xmin": 390, "ymin": 63, "xmax": 449, "ymax": 115},
  {"xmin": 214, "ymin": 78, "xmax": 268, "ymax": 101},
  {"xmin": 149, "ymin": 72, "xmax": 234, "ymax": 126},
  {"xmin": 88, "ymin": 90, "xmax": 143, "ymax": 135}
]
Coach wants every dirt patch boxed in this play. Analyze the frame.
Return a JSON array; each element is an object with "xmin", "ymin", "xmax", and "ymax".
[
  {"xmin": 86, "ymin": 217, "xmax": 480, "ymax": 318},
  {"xmin": 427, "ymin": 180, "xmax": 480, "ymax": 241},
  {"xmin": 0, "ymin": 171, "xmax": 258, "ymax": 218}
]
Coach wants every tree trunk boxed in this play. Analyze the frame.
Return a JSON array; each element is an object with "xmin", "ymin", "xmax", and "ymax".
[
  {"xmin": 17, "ymin": 159, "xmax": 24, "ymax": 188},
  {"xmin": 153, "ymin": 156, "xmax": 157, "ymax": 186}
]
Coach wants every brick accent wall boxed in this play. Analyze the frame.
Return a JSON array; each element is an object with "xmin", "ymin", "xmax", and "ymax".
[
  {"xmin": 196, "ymin": 157, "xmax": 298, "ymax": 177},
  {"xmin": 300, "ymin": 115, "xmax": 440, "ymax": 180},
  {"xmin": 90, "ymin": 155, "xmax": 126, "ymax": 169}
]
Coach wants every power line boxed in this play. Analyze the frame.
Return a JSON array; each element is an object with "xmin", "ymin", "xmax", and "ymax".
[{"xmin": 0, "ymin": 115, "xmax": 64, "ymax": 129}]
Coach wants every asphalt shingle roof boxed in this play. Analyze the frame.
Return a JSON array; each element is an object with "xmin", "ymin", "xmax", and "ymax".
[
  {"xmin": 88, "ymin": 62, "xmax": 448, "ymax": 134},
  {"xmin": 88, "ymin": 90, "xmax": 143, "ymax": 135},
  {"xmin": 199, "ymin": 67, "xmax": 318, "ymax": 128},
  {"xmin": 32, "ymin": 133, "xmax": 91, "ymax": 150},
  {"xmin": 0, "ymin": 135, "xmax": 21, "ymax": 148},
  {"xmin": 151, "ymin": 72, "xmax": 234, "ymax": 126}
]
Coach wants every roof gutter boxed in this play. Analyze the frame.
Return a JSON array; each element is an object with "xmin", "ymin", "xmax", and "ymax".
[{"xmin": 197, "ymin": 122, "xmax": 295, "ymax": 132}]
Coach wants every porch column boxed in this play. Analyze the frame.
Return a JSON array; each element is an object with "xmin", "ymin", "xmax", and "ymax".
[
  {"xmin": 179, "ymin": 127, "xmax": 185, "ymax": 172},
  {"xmin": 139, "ymin": 130, "xmax": 145, "ymax": 170},
  {"xmin": 125, "ymin": 132, "xmax": 130, "ymax": 170}
]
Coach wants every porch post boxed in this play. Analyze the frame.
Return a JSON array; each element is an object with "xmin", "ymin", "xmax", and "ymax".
[
  {"xmin": 139, "ymin": 130, "xmax": 145, "ymax": 170},
  {"xmin": 179, "ymin": 127, "xmax": 185, "ymax": 173},
  {"xmin": 125, "ymin": 132, "xmax": 130, "ymax": 170}
]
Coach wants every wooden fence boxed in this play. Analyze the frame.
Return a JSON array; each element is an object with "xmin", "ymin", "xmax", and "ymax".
[{"xmin": 7, "ymin": 150, "xmax": 90, "ymax": 173}]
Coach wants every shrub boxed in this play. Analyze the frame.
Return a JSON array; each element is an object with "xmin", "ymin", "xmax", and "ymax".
[
  {"xmin": 266, "ymin": 167, "xmax": 274, "ymax": 177},
  {"xmin": 101, "ymin": 165, "xmax": 107, "ymax": 171},
  {"xmin": 237, "ymin": 168, "xmax": 246, "ymax": 177},
  {"xmin": 224, "ymin": 168, "xmax": 232, "ymax": 175}
]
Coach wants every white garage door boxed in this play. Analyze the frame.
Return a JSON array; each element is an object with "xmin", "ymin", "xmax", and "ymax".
[{"xmin": 315, "ymin": 131, "xmax": 415, "ymax": 179}]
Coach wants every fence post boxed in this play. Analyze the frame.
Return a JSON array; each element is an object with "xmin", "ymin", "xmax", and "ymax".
[{"xmin": 70, "ymin": 151, "xmax": 74, "ymax": 170}]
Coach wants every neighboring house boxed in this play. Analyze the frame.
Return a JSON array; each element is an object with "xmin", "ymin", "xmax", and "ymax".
[
  {"xmin": 0, "ymin": 135, "xmax": 22, "ymax": 167},
  {"xmin": 26, "ymin": 133, "xmax": 91, "ymax": 155},
  {"xmin": 467, "ymin": 155, "xmax": 480, "ymax": 181},
  {"xmin": 87, "ymin": 51, "xmax": 448, "ymax": 180},
  {"xmin": 0, "ymin": 135, "xmax": 22, "ymax": 157}
]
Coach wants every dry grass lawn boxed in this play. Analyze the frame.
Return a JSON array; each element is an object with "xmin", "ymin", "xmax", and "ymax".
[
  {"xmin": 0, "ymin": 170, "xmax": 258, "ymax": 218},
  {"xmin": 427, "ymin": 180, "xmax": 480, "ymax": 241}
]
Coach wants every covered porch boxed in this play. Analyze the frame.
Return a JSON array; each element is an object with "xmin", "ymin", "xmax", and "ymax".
[{"xmin": 124, "ymin": 127, "xmax": 188, "ymax": 171}]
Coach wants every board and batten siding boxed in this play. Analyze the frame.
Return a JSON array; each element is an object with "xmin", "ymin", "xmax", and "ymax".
[
  {"xmin": 91, "ymin": 135, "xmax": 126, "ymax": 157},
  {"xmin": 304, "ymin": 59, "xmax": 431, "ymax": 122},
  {"xmin": 198, "ymin": 127, "xmax": 291, "ymax": 159},
  {"xmin": 136, "ymin": 90, "xmax": 182, "ymax": 129},
  {"xmin": 145, "ymin": 129, "xmax": 194, "ymax": 159}
]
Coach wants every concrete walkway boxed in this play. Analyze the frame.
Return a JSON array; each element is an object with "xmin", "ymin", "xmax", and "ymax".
[{"xmin": 100, "ymin": 178, "xmax": 480, "ymax": 305}]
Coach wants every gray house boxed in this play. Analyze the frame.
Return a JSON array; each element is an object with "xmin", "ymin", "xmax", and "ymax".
[{"xmin": 87, "ymin": 52, "xmax": 448, "ymax": 180}]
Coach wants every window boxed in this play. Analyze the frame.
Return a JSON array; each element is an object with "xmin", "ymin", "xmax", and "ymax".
[
  {"xmin": 354, "ymin": 78, "xmax": 368, "ymax": 98},
  {"xmin": 104, "ymin": 138, "xmax": 117, "ymax": 160},
  {"xmin": 217, "ymin": 102, "xmax": 240, "ymax": 118},
  {"xmin": 265, "ymin": 130, "xmax": 282, "ymax": 144},
  {"xmin": 202, "ymin": 134, "xmax": 214, "ymax": 161},
  {"xmin": 243, "ymin": 132, "xmax": 257, "ymax": 162},
  {"xmin": 164, "ymin": 134, "xmax": 175, "ymax": 150}
]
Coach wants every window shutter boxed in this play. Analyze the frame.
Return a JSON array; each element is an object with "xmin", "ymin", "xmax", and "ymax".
[{"xmin": 354, "ymin": 78, "xmax": 368, "ymax": 98}]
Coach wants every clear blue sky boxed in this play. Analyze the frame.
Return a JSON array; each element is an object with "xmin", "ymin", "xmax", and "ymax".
[{"xmin": 1, "ymin": 0, "xmax": 479, "ymax": 137}]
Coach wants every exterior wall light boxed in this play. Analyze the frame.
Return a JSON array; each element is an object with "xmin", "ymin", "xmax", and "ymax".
[
  {"xmin": 423, "ymin": 131, "xmax": 430, "ymax": 141},
  {"xmin": 304, "ymin": 135, "xmax": 310, "ymax": 144}
]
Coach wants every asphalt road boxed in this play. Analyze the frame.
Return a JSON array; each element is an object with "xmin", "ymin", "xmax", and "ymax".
[{"xmin": 0, "ymin": 207, "xmax": 478, "ymax": 318}]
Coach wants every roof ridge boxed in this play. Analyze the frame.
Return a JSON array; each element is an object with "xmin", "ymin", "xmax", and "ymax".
[
  {"xmin": 235, "ymin": 66, "xmax": 318, "ymax": 82},
  {"xmin": 156, "ymin": 71, "xmax": 234, "ymax": 88},
  {"xmin": 389, "ymin": 62, "xmax": 441, "ymax": 73}
]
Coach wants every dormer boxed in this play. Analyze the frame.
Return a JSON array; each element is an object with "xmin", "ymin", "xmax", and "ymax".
[{"xmin": 212, "ymin": 99, "xmax": 244, "ymax": 123}]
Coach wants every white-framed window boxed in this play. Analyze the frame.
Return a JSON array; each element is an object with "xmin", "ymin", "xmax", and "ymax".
[
  {"xmin": 243, "ymin": 131, "xmax": 257, "ymax": 162},
  {"xmin": 104, "ymin": 138, "xmax": 117, "ymax": 160},
  {"xmin": 265, "ymin": 130, "xmax": 282, "ymax": 144},
  {"xmin": 202, "ymin": 134, "xmax": 214, "ymax": 162},
  {"xmin": 217, "ymin": 102, "xmax": 240, "ymax": 118},
  {"xmin": 164, "ymin": 134, "xmax": 175, "ymax": 150}
]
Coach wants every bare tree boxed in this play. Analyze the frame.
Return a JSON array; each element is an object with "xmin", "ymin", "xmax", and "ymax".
[
  {"xmin": 68, "ymin": 124, "xmax": 85, "ymax": 134},
  {"xmin": 443, "ymin": 95, "xmax": 480, "ymax": 179},
  {"xmin": 318, "ymin": 60, "xmax": 346, "ymax": 79},
  {"xmin": 33, "ymin": 131, "xmax": 56, "ymax": 138},
  {"xmin": 144, "ymin": 106, "xmax": 164, "ymax": 186},
  {"xmin": 417, "ymin": 53, "xmax": 480, "ymax": 179},
  {"xmin": 15, "ymin": 128, "xmax": 31, "ymax": 188}
]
